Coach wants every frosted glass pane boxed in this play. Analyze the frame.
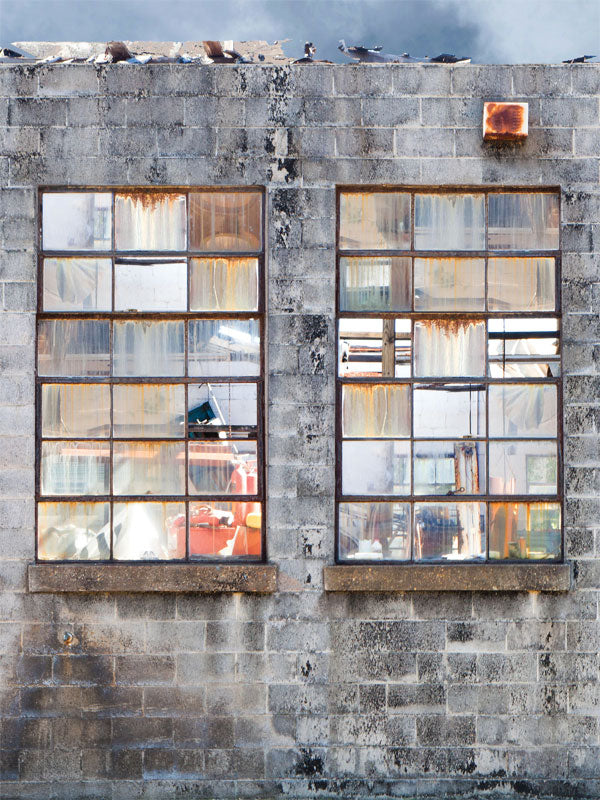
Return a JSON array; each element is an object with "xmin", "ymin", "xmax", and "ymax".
[
  {"xmin": 37, "ymin": 501, "xmax": 110, "ymax": 560},
  {"xmin": 414, "ymin": 384, "xmax": 486, "ymax": 438},
  {"xmin": 113, "ymin": 502, "xmax": 185, "ymax": 560},
  {"xmin": 113, "ymin": 384, "xmax": 185, "ymax": 438},
  {"xmin": 189, "ymin": 501, "xmax": 262, "ymax": 558},
  {"xmin": 189, "ymin": 319, "xmax": 260, "ymax": 377},
  {"xmin": 190, "ymin": 257, "xmax": 259, "ymax": 311},
  {"xmin": 414, "ymin": 503, "xmax": 485, "ymax": 560},
  {"xmin": 489, "ymin": 441, "xmax": 557, "ymax": 495},
  {"xmin": 115, "ymin": 259, "xmax": 187, "ymax": 311},
  {"xmin": 113, "ymin": 442, "xmax": 185, "ymax": 495},
  {"xmin": 414, "ymin": 258, "xmax": 485, "ymax": 311},
  {"xmin": 41, "ymin": 441, "xmax": 109, "ymax": 495},
  {"xmin": 489, "ymin": 502, "xmax": 561, "ymax": 559},
  {"xmin": 41, "ymin": 384, "xmax": 111, "ymax": 438},
  {"xmin": 414, "ymin": 320, "xmax": 485, "ymax": 377},
  {"xmin": 338, "ymin": 502, "xmax": 410, "ymax": 560},
  {"xmin": 342, "ymin": 384, "xmax": 410, "ymax": 438},
  {"xmin": 42, "ymin": 193, "xmax": 112, "ymax": 251},
  {"xmin": 113, "ymin": 321, "xmax": 184, "ymax": 377},
  {"xmin": 115, "ymin": 193, "xmax": 186, "ymax": 251},
  {"xmin": 414, "ymin": 441, "xmax": 485, "ymax": 495},
  {"xmin": 188, "ymin": 383, "xmax": 257, "ymax": 435},
  {"xmin": 489, "ymin": 384, "xmax": 557, "ymax": 438},
  {"xmin": 342, "ymin": 440, "xmax": 410, "ymax": 495},
  {"xmin": 488, "ymin": 258, "xmax": 555, "ymax": 311},
  {"xmin": 38, "ymin": 319, "xmax": 110, "ymax": 377},
  {"xmin": 340, "ymin": 257, "xmax": 411, "ymax": 311},
  {"xmin": 339, "ymin": 193, "xmax": 411, "ymax": 250},
  {"xmin": 43, "ymin": 258, "xmax": 112, "ymax": 311},
  {"xmin": 488, "ymin": 193, "xmax": 559, "ymax": 250},
  {"xmin": 415, "ymin": 194, "xmax": 485, "ymax": 250},
  {"xmin": 189, "ymin": 192, "xmax": 262, "ymax": 251},
  {"xmin": 188, "ymin": 441, "xmax": 258, "ymax": 495}
]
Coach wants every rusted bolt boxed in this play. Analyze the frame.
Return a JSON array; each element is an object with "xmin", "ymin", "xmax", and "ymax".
[{"xmin": 62, "ymin": 631, "xmax": 74, "ymax": 646}]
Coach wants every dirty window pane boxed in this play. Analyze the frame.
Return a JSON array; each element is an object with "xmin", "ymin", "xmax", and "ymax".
[
  {"xmin": 413, "ymin": 384, "xmax": 486, "ymax": 438},
  {"xmin": 37, "ymin": 501, "xmax": 110, "ymax": 560},
  {"xmin": 38, "ymin": 319, "xmax": 110, "ymax": 377},
  {"xmin": 188, "ymin": 441, "xmax": 258, "ymax": 495},
  {"xmin": 115, "ymin": 258, "xmax": 187, "ymax": 312},
  {"xmin": 113, "ymin": 441, "xmax": 185, "ymax": 496},
  {"xmin": 41, "ymin": 441, "xmax": 110, "ymax": 496},
  {"xmin": 489, "ymin": 384, "xmax": 557, "ymax": 438},
  {"xmin": 189, "ymin": 319, "xmax": 260, "ymax": 377},
  {"xmin": 115, "ymin": 193, "xmax": 187, "ymax": 251},
  {"xmin": 190, "ymin": 257, "xmax": 259, "ymax": 312},
  {"xmin": 414, "ymin": 502, "xmax": 486, "ymax": 560},
  {"xmin": 113, "ymin": 320, "xmax": 185, "ymax": 377},
  {"xmin": 342, "ymin": 440, "xmax": 410, "ymax": 496},
  {"xmin": 189, "ymin": 501, "xmax": 262, "ymax": 558},
  {"xmin": 338, "ymin": 502, "xmax": 410, "ymax": 560},
  {"xmin": 414, "ymin": 441, "xmax": 485, "ymax": 496},
  {"xmin": 342, "ymin": 384, "xmax": 410, "ymax": 438},
  {"xmin": 488, "ymin": 193, "xmax": 559, "ymax": 251},
  {"xmin": 489, "ymin": 441, "xmax": 557, "ymax": 495},
  {"xmin": 488, "ymin": 257, "xmax": 555, "ymax": 311},
  {"xmin": 489, "ymin": 502, "xmax": 561, "ymax": 559},
  {"xmin": 113, "ymin": 384, "xmax": 185, "ymax": 438},
  {"xmin": 43, "ymin": 258, "xmax": 112, "ymax": 312},
  {"xmin": 188, "ymin": 383, "xmax": 257, "ymax": 436},
  {"xmin": 339, "ymin": 257, "xmax": 411, "ymax": 311},
  {"xmin": 414, "ymin": 258, "xmax": 485, "ymax": 311},
  {"xmin": 42, "ymin": 193, "xmax": 112, "ymax": 251},
  {"xmin": 414, "ymin": 194, "xmax": 485, "ymax": 251},
  {"xmin": 339, "ymin": 193, "xmax": 411, "ymax": 250},
  {"xmin": 113, "ymin": 502, "xmax": 185, "ymax": 560},
  {"xmin": 414, "ymin": 320, "xmax": 485, "ymax": 377},
  {"xmin": 41, "ymin": 384, "xmax": 111, "ymax": 439},
  {"xmin": 189, "ymin": 192, "xmax": 262, "ymax": 252}
]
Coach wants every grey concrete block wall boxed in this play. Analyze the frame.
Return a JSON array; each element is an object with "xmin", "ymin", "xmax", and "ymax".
[{"xmin": 0, "ymin": 61, "xmax": 599, "ymax": 798}]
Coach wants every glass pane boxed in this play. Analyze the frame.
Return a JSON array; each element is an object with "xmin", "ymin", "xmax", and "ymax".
[
  {"xmin": 37, "ymin": 501, "xmax": 110, "ymax": 560},
  {"xmin": 489, "ymin": 362, "xmax": 560, "ymax": 379},
  {"xmin": 414, "ymin": 441, "xmax": 485, "ymax": 495},
  {"xmin": 414, "ymin": 194, "xmax": 485, "ymax": 251},
  {"xmin": 115, "ymin": 193, "xmax": 186, "ymax": 251},
  {"xmin": 489, "ymin": 441, "xmax": 557, "ymax": 495},
  {"xmin": 41, "ymin": 441, "xmax": 109, "ymax": 496},
  {"xmin": 339, "ymin": 257, "xmax": 411, "ymax": 311},
  {"xmin": 414, "ymin": 384, "xmax": 486, "ymax": 438},
  {"xmin": 488, "ymin": 318, "xmax": 559, "ymax": 360},
  {"xmin": 113, "ymin": 442, "xmax": 185, "ymax": 495},
  {"xmin": 189, "ymin": 501, "xmax": 262, "ymax": 558},
  {"xmin": 190, "ymin": 257, "xmax": 259, "ymax": 312},
  {"xmin": 188, "ymin": 383, "xmax": 257, "ymax": 436},
  {"xmin": 42, "ymin": 193, "xmax": 112, "ymax": 251},
  {"xmin": 414, "ymin": 320, "xmax": 485, "ymax": 377},
  {"xmin": 488, "ymin": 193, "xmax": 559, "ymax": 251},
  {"xmin": 189, "ymin": 319, "xmax": 260, "ymax": 377},
  {"xmin": 113, "ymin": 321, "xmax": 185, "ymax": 377},
  {"xmin": 342, "ymin": 440, "xmax": 410, "ymax": 496},
  {"xmin": 414, "ymin": 503, "xmax": 486, "ymax": 560},
  {"xmin": 414, "ymin": 258, "xmax": 485, "ymax": 311},
  {"xmin": 339, "ymin": 193, "xmax": 411, "ymax": 250},
  {"xmin": 43, "ymin": 258, "xmax": 112, "ymax": 311},
  {"xmin": 489, "ymin": 502, "xmax": 561, "ymax": 560},
  {"xmin": 342, "ymin": 384, "xmax": 410, "ymax": 438},
  {"xmin": 41, "ymin": 384, "xmax": 111, "ymax": 438},
  {"xmin": 339, "ymin": 319, "xmax": 411, "ymax": 378},
  {"xmin": 189, "ymin": 192, "xmax": 262, "ymax": 252},
  {"xmin": 113, "ymin": 384, "xmax": 185, "ymax": 438},
  {"xmin": 38, "ymin": 319, "xmax": 110, "ymax": 377},
  {"xmin": 115, "ymin": 258, "xmax": 187, "ymax": 311},
  {"xmin": 113, "ymin": 502, "xmax": 185, "ymax": 560},
  {"xmin": 489, "ymin": 384, "xmax": 557, "ymax": 438},
  {"xmin": 339, "ymin": 502, "xmax": 410, "ymax": 560},
  {"xmin": 488, "ymin": 258, "xmax": 555, "ymax": 312},
  {"xmin": 188, "ymin": 441, "xmax": 258, "ymax": 495}
]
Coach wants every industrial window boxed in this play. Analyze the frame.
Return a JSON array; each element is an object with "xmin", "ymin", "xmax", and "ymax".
[
  {"xmin": 337, "ymin": 188, "xmax": 561, "ymax": 563},
  {"xmin": 37, "ymin": 188, "xmax": 265, "ymax": 563}
]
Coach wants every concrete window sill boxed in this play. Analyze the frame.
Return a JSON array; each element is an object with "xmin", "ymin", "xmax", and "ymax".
[
  {"xmin": 323, "ymin": 563, "xmax": 571, "ymax": 592},
  {"xmin": 28, "ymin": 563, "xmax": 277, "ymax": 593}
]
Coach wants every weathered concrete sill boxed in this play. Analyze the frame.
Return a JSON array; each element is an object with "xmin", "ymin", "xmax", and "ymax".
[
  {"xmin": 28, "ymin": 563, "xmax": 277, "ymax": 593},
  {"xmin": 324, "ymin": 563, "xmax": 571, "ymax": 592}
]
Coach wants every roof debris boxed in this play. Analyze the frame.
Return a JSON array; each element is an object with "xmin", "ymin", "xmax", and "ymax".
[
  {"xmin": 338, "ymin": 39, "xmax": 470, "ymax": 64},
  {"xmin": 562, "ymin": 54, "xmax": 597, "ymax": 63},
  {"xmin": 293, "ymin": 42, "xmax": 333, "ymax": 65}
]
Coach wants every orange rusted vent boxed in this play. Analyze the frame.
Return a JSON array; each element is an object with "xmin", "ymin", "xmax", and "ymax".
[{"xmin": 483, "ymin": 102, "xmax": 528, "ymax": 141}]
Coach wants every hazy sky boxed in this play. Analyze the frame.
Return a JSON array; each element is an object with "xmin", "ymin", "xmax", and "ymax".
[{"xmin": 0, "ymin": 0, "xmax": 598, "ymax": 64}]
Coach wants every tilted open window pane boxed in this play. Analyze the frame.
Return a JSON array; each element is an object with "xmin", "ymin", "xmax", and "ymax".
[
  {"xmin": 414, "ymin": 194, "xmax": 485, "ymax": 251},
  {"xmin": 42, "ymin": 193, "xmax": 112, "ymax": 251},
  {"xmin": 339, "ymin": 193, "xmax": 411, "ymax": 250},
  {"xmin": 115, "ymin": 258, "xmax": 187, "ymax": 311},
  {"xmin": 190, "ymin": 258, "xmax": 259, "ymax": 311},
  {"xmin": 488, "ymin": 193, "xmax": 559, "ymax": 251},
  {"xmin": 189, "ymin": 319, "xmax": 260, "ymax": 377},
  {"xmin": 115, "ymin": 193, "xmax": 187, "ymax": 251},
  {"xmin": 340, "ymin": 257, "xmax": 412, "ymax": 311},
  {"xmin": 43, "ymin": 258, "xmax": 112, "ymax": 312},
  {"xmin": 189, "ymin": 192, "xmax": 262, "ymax": 252},
  {"xmin": 414, "ymin": 258, "xmax": 485, "ymax": 311}
]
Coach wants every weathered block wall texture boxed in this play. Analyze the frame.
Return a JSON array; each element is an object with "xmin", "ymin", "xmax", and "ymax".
[{"xmin": 1, "ymin": 63, "xmax": 600, "ymax": 799}]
